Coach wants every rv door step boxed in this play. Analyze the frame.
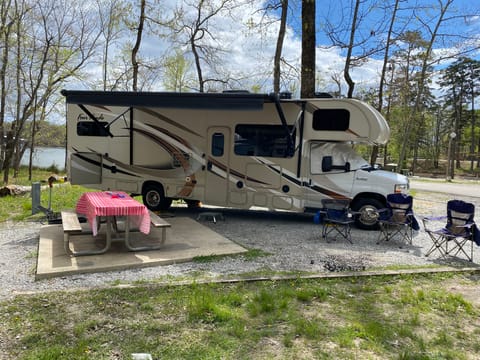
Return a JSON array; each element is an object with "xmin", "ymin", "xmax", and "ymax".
[{"xmin": 196, "ymin": 211, "xmax": 224, "ymax": 224}]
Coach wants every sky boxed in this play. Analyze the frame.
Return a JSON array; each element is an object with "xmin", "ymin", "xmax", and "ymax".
[
  {"xmin": 79, "ymin": 0, "xmax": 480, "ymax": 97},
  {"xmin": 276, "ymin": 0, "xmax": 480, "ymax": 95}
]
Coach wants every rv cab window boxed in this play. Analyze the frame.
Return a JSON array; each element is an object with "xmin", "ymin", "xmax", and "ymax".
[
  {"xmin": 312, "ymin": 109, "xmax": 349, "ymax": 131},
  {"xmin": 77, "ymin": 121, "xmax": 110, "ymax": 137}
]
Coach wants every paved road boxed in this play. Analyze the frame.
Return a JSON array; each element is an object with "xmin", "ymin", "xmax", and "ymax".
[{"xmin": 409, "ymin": 178, "xmax": 480, "ymax": 198}]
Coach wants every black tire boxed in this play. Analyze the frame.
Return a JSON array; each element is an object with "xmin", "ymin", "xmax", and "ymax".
[
  {"xmin": 351, "ymin": 198, "xmax": 384, "ymax": 230},
  {"xmin": 142, "ymin": 183, "xmax": 172, "ymax": 211}
]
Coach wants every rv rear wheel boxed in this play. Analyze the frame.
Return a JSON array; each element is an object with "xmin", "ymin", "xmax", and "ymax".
[
  {"xmin": 142, "ymin": 184, "xmax": 172, "ymax": 211},
  {"xmin": 351, "ymin": 198, "xmax": 383, "ymax": 230}
]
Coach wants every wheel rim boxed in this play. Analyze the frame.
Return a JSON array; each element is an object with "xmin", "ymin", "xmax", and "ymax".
[
  {"xmin": 146, "ymin": 191, "xmax": 160, "ymax": 207},
  {"xmin": 359, "ymin": 205, "xmax": 379, "ymax": 226}
]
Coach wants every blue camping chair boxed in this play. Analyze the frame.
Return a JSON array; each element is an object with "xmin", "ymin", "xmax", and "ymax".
[
  {"xmin": 377, "ymin": 193, "xmax": 419, "ymax": 245},
  {"xmin": 423, "ymin": 199, "xmax": 480, "ymax": 262},
  {"xmin": 314, "ymin": 199, "xmax": 357, "ymax": 243}
]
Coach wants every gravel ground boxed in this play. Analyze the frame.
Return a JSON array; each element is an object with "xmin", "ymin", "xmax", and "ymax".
[{"xmin": 1, "ymin": 190, "xmax": 480, "ymax": 300}]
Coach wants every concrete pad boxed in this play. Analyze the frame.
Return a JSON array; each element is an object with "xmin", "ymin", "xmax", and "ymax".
[{"xmin": 36, "ymin": 217, "xmax": 247, "ymax": 280}]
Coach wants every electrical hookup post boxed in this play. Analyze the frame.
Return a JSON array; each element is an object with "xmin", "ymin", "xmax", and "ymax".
[{"xmin": 31, "ymin": 176, "xmax": 61, "ymax": 223}]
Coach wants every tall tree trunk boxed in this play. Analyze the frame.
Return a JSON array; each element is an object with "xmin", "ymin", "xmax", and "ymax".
[
  {"xmin": 370, "ymin": 0, "xmax": 399, "ymax": 166},
  {"xmin": 470, "ymin": 70, "xmax": 476, "ymax": 171},
  {"xmin": 300, "ymin": 0, "xmax": 315, "ymax": 98},
  {"xmin": 132, "ymin": 0, "xmax": 145, "ymax": 91},
  {"xmin": 0, "ymin": 0, "xmax": 13, "ymax": 176},
  {"xmin": 344, "ymin": 0, "xmax": 360, "ymax": 99},
  {"xmin": 273, "ymin": 0, "xmax": 288, "ymax": 94}
]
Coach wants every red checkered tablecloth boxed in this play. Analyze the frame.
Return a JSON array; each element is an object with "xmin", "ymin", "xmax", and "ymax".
[{"xmin": 75, "ymin": 191, "xmax": 150, "ymax": 236}]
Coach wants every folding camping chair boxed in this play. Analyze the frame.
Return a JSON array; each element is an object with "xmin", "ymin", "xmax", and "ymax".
[
  {"xmin": 314, "ymin": 199, "xmax": 357, "ymax": 243},
  {"xmin": 377, "ymin": 193, "xmax": 419, "ymax": 245},
  {"xmin": 423, "ymin": 199, "xmax": 480, "ymax": 262}
]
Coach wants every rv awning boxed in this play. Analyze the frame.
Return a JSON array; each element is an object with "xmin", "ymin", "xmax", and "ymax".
[{"xmin": 61, "ymin": 90, "xmax": 269, "ymax": 111}]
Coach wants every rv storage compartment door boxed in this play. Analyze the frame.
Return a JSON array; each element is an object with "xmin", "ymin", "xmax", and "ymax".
[{"xmin": 70, "ymin": 152, "xmax": 102, "ymax": 185}]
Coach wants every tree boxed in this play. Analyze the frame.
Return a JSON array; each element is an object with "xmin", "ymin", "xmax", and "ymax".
[
  {"xmin": 0, "ymin": 0, "xmax": 14, "ymax": 171},
  {"xmin": 162, "ymin": 50, "xmax": 194, "ymax": 91},
  {"xmin": 369, "ymin": 0, "xmax": 401, "ymax": 166},
  {"xmin": 131, "ymin": 0, "xmax": 146, "ymax": 92},
  {"xmin": 169, "ymin": 0, "xmax": 239, "ymax": 92},
  {"xmin": 440, "ymin": 57, "xmax": 480, "ymax": 174},
  {"xmin": 97, "ymin": 0, "xmax": 128, "ymax": 91},
  {"xmin": 1, "ymin": 0, "xmax": 101, "ymax": 183},
  {"xmin": 389, "ymin": 31, "xmax": 433, "ymax": 173},
  {"xmin": 273, "ymin": 0, "xmax": 288, "ymax": 94},
  {"xmin": 322, "ymin": 0, "xmax": 391, "ymax": 98},
  {"xmin": 396, "ymin": 0, "xmax": 455, "ymax": 171},
  {"xmin": 300, "ymin": 0, "xmax": 315, "ymax": 98},
  {"xmin": 343, "ymin": 0, "xmax": 360, "ymax": 98}
]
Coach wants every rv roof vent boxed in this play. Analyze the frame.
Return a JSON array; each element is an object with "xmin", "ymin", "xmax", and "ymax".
[
  {"xmin": 314, "ymin": 92, "xmax": 333, "ymax": 98},
  {"xmin": 268, "ymin": 91, "xmax": 292, "ymax": 99},
  {"xmin": 222, "ymin": 90, "xmax": 250, "ymax": 94},
  {"xmin": 279, "ymin": 91, "xmax": 292, "ymax": 99}
]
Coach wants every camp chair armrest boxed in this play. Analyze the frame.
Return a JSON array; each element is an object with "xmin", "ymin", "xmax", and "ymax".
[
  {"xmin": 406, "ymin": 211, "xmax": 416, "ymax": 219},
  {"xmin": 422, "ymin": 215, "xmax": 446, "ymax": 231},
  {"xmin": 423, "ymin": 215, "xmax": 447, "ymax": 222},
  {"xmin": 459, "ymin": 222, "xmax": 474, "ymax": 229}
]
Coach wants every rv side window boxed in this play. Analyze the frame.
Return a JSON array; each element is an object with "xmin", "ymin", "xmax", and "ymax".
[
  {"xmin": 234, "ymin": 124, "xmax": 294, "ymax": 158},
  {"xmin": 77, "ymin": 121, "xmax": 110, "ymax": 137},
  {"xmin": 211, "ymin": 133, "xmax": 224, "ymax": 157},
  {"xmin": 312, "ymin": 109, "xmax": 349, "ymax": 131}
]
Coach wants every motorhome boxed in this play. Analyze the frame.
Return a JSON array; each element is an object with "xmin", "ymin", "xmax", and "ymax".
[{"xmin": 62, "ymin": 90, "xmax": 409, "ymax": 229}]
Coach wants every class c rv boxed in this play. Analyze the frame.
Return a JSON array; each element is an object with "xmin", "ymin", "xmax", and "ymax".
[{"xmin": 62, "ymin": 90, "xmax": 409, "ymax": 229}]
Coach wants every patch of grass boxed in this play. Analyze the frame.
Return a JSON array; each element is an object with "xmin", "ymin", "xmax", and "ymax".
[
  {"xmin": 24, "ymin": 250, "xmax": 38, "ymax": 259},
  {"xmin": 192, "ymin": 248, "xmax": 270, "ymax": 264},
  {"xmin": 191, "ymin": 254, "xmax": 222, "ymax": 263},
  {"xmin": 0, "ymin": 167, "xmax": 93, "ymax": 222},
  {"xmin": 2, "ymin": 273, "xmax": 480, "ymax": 358},
  {"xmin": 242, "ymin": 248, "xmax": 271, "ymax": 260}
]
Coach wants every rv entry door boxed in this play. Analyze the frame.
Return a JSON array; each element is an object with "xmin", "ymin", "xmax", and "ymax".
[{"xmin": 205, "ymin": 127, "xmax": 230, "ymax": 205}]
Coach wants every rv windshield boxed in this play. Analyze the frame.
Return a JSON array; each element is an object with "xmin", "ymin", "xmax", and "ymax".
[{"xmin": 310, "ymin": 142, "xmax": 370, "ymax": 174}]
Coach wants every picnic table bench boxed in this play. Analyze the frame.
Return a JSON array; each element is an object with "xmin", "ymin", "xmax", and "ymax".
[
  {"xmin": 61, "ymin": 210, "xmax": 87, "ymax": 256},
  {"xmin": 148, "ymin": 210, "xmax": 171, "ymax": 245}
]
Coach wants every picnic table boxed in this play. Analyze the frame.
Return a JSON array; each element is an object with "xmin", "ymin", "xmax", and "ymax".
[{"xmin": 63, "ymin": 191, "xmax": 151, "ymax": 256}]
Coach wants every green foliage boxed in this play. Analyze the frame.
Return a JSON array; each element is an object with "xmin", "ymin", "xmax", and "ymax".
[
  {"xmin": 0, "ymin": 167, "xmax": 87, "ymax": 222},
  {"xmin": 2, "ymin": 273, "xmax": 480, "ymax": 359}
]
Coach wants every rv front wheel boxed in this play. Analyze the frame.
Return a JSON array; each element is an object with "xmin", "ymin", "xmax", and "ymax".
[
  {"xmin": 142, "ymin": 184, "xmax": 172, "ymax": 211},
  {"xmin": 351, "ymin": 198, "xmax": 383, "ymax": 230}
]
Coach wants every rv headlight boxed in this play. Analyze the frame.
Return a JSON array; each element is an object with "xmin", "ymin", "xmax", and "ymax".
[{"xmin": 394, "ymin": 183, "xmax": 409, "ymax": 193}]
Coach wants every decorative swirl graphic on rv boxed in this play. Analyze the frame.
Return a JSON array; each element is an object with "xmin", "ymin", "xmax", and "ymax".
[
  {"xmin": 131, "ymin": 127, "xmax": 198, "ymax": 197},
  {"xmin": 72, "ymin": 148, "xmax": 139, "ymax": 178},
  {"xmin": 137, "ymin": 107, "xmax": 202, "ymax": 137},
  {"xmin": 206, "ymin": 156, "xmax": 269, "ymax": 185},
  {"xmin": 255, "ymin": 157, "xmax": 350, "ymax": 200}
]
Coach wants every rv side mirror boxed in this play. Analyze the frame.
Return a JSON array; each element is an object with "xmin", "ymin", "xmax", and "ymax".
[
  {"xmin": 322, "ymin": 156, "xmax": 333, "ymax": 172},
  {"xmin": 322, "ymin": 156, "xmax": 350, "ymax": 172}
]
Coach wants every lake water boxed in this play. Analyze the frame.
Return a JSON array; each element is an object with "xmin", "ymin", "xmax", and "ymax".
[{"xmin": 20, "ymin": 147, "xmax": 66, "ymax": 170}]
